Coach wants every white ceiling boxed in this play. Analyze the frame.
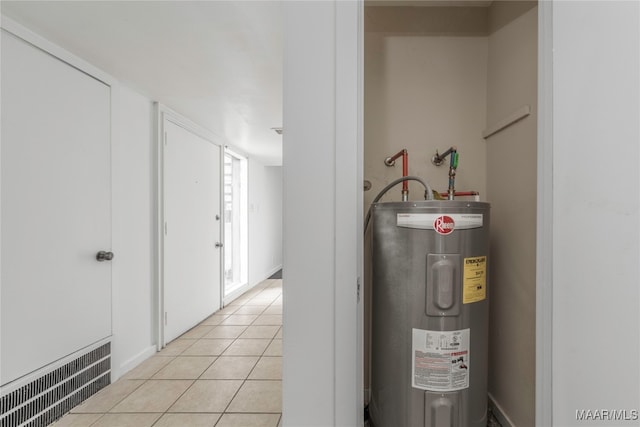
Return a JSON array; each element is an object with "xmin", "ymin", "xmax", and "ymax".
[{"xmin": 1, "ymin": 1, "xmax": 284, "ymax": 165}]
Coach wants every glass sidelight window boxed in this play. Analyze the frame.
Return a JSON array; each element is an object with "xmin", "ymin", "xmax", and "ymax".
[{"xmin": 223, "ymin": 149, "xmax": 248, "ymax": 296}]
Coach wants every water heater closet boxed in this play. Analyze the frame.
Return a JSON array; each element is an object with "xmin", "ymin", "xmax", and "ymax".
[{"xmin": 367, "ymin": 148, "xmax": 490, "ymax": 427}]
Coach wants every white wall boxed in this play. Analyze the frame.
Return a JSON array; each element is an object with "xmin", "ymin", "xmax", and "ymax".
[
  {"xmin": 282, "ymin": 1, "xmax": 362, "ymax": 425},
  {"xmin": 111, "ymin": 85, "xmax": 156, "ymax": 379},
  {"xmin": 248, "ymin": 160, "xmax": 283, "ymax": 286},
  {"xmin": 549, "ymin": 1, "xmax": 639, "ymax": 425}
]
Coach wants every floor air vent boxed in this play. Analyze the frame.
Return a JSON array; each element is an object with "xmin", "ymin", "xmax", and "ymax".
[{"xmin": 0, "ymin": 343, "xmax": 111, "ymax": 427}]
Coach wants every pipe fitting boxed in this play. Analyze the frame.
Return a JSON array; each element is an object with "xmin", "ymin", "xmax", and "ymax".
[
  {"xmin": 384, "ymin": 149, "xmax": 409, "ymax": 199},
  {"xmin": 431, "ymin": 146, "xmax": 457, "ymax": 166},
  {"xmin": 431, "ymin": 154, "xmax": 445, "ymax": 166}
]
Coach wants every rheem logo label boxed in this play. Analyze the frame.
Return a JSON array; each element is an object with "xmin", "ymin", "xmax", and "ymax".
[{"xmin": 434, "ymin": 215, "xmax": 455, "ymax": 235}]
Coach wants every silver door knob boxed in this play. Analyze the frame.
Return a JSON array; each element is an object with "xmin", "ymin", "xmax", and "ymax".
[
  {"xmin": 96, "ymin": 251, "xmax": 114, "ymax": 262},
  {"xmin": 215, "ymin": 242, "xmax": 223, "ymax": 248}
]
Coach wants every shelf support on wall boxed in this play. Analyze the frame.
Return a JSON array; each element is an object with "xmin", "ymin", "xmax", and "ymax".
[{"xmin": 482, "ymin": 105, "xmax": 531, "ymax": 139}]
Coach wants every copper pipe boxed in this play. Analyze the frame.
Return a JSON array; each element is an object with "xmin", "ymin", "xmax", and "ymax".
[
  {"xmin": 439, "ymin": 191, "xmax": 479, "ymax": 198},
  {"xmin": 384, "ymin": 149, "xmax": 409, "ymax": 201},
  {"xmin": 384, "ymin": 149, "xmax": 406, "ymax": 165}
]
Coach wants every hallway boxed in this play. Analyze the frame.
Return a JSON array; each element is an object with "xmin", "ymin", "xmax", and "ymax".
[{"xmin": 52, "ymin": 279, "xmax": 283, "ymax": 427}]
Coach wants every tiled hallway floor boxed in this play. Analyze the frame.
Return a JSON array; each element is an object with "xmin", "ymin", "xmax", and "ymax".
[{"xmin": 52, "ymin": 279, "xmax": 283, "ymax": 427}]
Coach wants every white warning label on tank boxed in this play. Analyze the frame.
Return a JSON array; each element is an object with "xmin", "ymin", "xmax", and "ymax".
[
  {"xmin": 412, "ymin": 328, "xmax": 470, "ymax": 392},
  {"xmin": 397, "ymin": 213, "xmax": 482, "ymax": 230}
]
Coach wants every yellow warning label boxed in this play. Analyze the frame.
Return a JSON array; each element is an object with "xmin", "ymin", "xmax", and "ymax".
[{"xmin": 463, "ymin": 256, "xmax": 487, "ymax": 304}]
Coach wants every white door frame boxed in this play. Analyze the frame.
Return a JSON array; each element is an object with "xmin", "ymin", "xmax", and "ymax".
[
  {"xmin": 282, "ymin": 1, "xmax": 363, "ymax": 425},
  {"xmin": 536, "ymin": 2, "xmax": 553, "ymax": 426},
  {"xmin": 155, "ymin": 104, "xmax": 224, "ymax": 349}
]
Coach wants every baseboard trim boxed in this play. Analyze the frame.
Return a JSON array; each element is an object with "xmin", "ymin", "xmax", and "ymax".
[
  {"xmin": 265, "ymin": 264, "xmax": 283, "ymax": 279},
  {"xmin": 112, "ymin": 345, "xmax": 157, "ymax": 381},
  {"xmin": 488, "ymin": 393, "xmax": 515, "ymax": 427},
  {"xmin": 223, "ymin": 265, "xmax": 283, "ymax": 306},
  {"xmin": 224, "ymin": 283, "xmax": 253, "ymax": 305}
]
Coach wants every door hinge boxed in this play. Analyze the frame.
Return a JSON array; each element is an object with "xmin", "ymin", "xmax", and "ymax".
[
  {"xmin": 164, "ymin": 222, "xmax": 168, "ymax": 235},
  {"xmin": 357, "ymin": 277, "xmax": 361, "ymax": 303},
  {"xmin": 164, "ymin": 312, "xmax": 168, "ymax": 325},
  {"xmin": 164, "ymin": 131, "xmax": 167, "ymax": 146}
]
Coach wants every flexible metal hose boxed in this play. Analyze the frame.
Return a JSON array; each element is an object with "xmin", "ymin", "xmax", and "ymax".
[{"xmin": 364, "ymin": 176, "xmax": 433, "ymax": 232}]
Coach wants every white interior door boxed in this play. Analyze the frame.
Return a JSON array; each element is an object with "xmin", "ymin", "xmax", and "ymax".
[
  {"xmin": 1, "ymin": 30, "xmax": 112, "ymax": 386},
  {"xmin": 163, "ymin": 119, "xmax": 221, "ymax": 343}
]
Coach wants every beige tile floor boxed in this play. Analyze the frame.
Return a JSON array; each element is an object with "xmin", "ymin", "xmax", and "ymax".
[{"xmin": 52, "ymin": 279, "xmax": 283, "ymax": 427}]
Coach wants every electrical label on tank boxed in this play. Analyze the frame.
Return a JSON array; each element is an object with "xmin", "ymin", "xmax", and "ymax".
[
  {"xmin": 397, "ymin": 213, "xmax": 482, "ymax": 232},
  {"xmin": 463, "ymin": 256, "xmax": 487, "ymax": 304},
  {"xmin": 412, "ymin": 328, "xmax": 470, "ymax": 392}
]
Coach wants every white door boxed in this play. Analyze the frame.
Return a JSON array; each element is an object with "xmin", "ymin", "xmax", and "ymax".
[
  {"xmin": 1, "ymin": 31, "xmax": 112, "ymax": 385},
  {"xmin": 163, "ymin": 119, "xmax": 221, "ymax": 343}
]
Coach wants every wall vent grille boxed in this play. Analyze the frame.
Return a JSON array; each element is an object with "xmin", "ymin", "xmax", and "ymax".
[{"xmin": 0, "ymin": 343, "xmax": 111, "ymax": 427}]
